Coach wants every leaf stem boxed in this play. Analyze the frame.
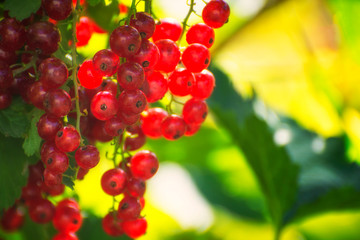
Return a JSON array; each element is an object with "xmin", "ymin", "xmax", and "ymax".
[
  {"xmin": 178, "ymin": 0, "xmax": 195, "ymax": 44},
  {"xmin": 144, "ymin": 0, "xmax": 152, "ymax": 13}
]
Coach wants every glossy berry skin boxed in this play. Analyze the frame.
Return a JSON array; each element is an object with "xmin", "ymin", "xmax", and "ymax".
[
  {"xmin": 182, "ymin": 43, "xmax": 210, "ymax": 73},
  {"xmin": 77, "ymin": 167, "xmax": 89, "ymax": 180},
  {"xmin": 44, "ymin": 168, "xmax": 63, "ymax": 186},
  {"xmin": 53, "ymin": 201, "xmax": 82, "ymax": 233},
  {"xmin": 130, "ymin": 12, "xmax": 155, "ymax": 39},
  {"xmin": 0, "ymin": 63, "xmax": 13, "ymax": 90},
  {"xmin": 110, "ymin": 25, "xmax": 141, "ymax": 58},
  {"xmin": 0, "ymin": 47, "xmax": 17, "ymax": 65},
  {"xmin": 142, "ymin": 71, "xmax": 168, "ymax": 103},
  {"xmin": 0, "ymin": 91, "xmax": 12, "ymax": 109},
  {"xmin": 125, "ymin": 125, "xmax": 146, "ymax": 151},
  {"xmin": 55, "ymin": 125, "xmax": 81, "ymax": 152},
  {"xmin": 85, "ymin": 78, "xmax": 117, "ymax": 100},
  {"xmin": 117, "ymin": 62, "xmax": 145, "ymax": 90},
  {"xmin": 185, "ymin": 123, "xmax": 201, "ymax": 136},
  {"xmin": 168, "ymin": 68, "xmax": 195, "ymax": 96},
  {"xmin": 41, "ymin": 141, "xmax": 58, "ymax": 164},
  {"xmin": 0, "ymin": 205, "xmax": 25, "ymax": 232},
  {"xmin": 45, "ymin": 150, "xmax": 69, "ymax": 174},
  {"xmin": 75, "ymin": 145, "xmax": 100, "ymax": 169},
  {"xmin": 39, "ymin": 58, "xmax": 68, "ymax": 89},
  {"xmin": 78, "ymin": 60, "xmax": 103, "ymax": 89},
  {"xmin": 93, "ymin": 49, "xmax": 119, "ymax": 76},
  {"xmin": 128, "ymin": 40, "xmax": 160, "ymax": 70},
  {"xmin": 129, "ymin": 150, "xmax": 158, "ymax": 180},
  {"xmin": 37, "ymin": 114, "xmax": 63, "ymax": 140},
  {"xmin": 126, "ymin": 178, "xmax": 146, "ymax": 198},
  {"xmin": 118, "ymin": 89, "xmax": 147, "ymax": 115},
  {"xmin": 202, "ymin": 0, "xmax": 230, "ymax": 28},
  {"xmin": 76, "ymin": 16, "xmax": 93, "ymax": 47},
  {"xmin": 27, "ymin": 21, "xmax": 61, "ymax": 55},
  {"xmin": 28, "ymin": 81, "xmax": 47, "ymax": 109},
  {"xmin": 186, "ymin": 23, "xmax": 215, "ymax": 48},
  {"xmin": 161, "ymin": 115, "xmax": 186, "ymax": 140},
  {"xmin": 192, "ymin": 69, "xmax": 215, "ymax": 99},
  {"xmin": 0, "ymin": 18, "xmax": 25, "ymax": 51},
  {"xmin": 102, "ymin": 212, "xmax": 123, "ymax": 237},
  {"xmin": 91, "ymin": 91, "xmax": 118, "ymax": 121},
  {"xmin": 42, "ymin": 0, "xmax": 73, "ymax": 21},
  {"xmin": 152, "ymin": 18, "xmax": 182, "ymax": 42},
  {"xmin": 28, "ymin": 198, "xmax": 55, "ymax": 224},
  {"xmin": 154, "ymin": 39, "xmax": 180, "ymax": 73},
  {"xmin": 182, "ymin": 98, "xmax": 208, "ymax": 125},
  {"xmin": 41, "ymin": 182, "xmax": 65, "ymax": 196},
  {"xmin": 101, "ymin": 168, "xmax": 127, "ymax": 196},
  {"xmin": 122, "ymin": 218, "xmax": 147, "ymax": 239},
  {"xmin": 57, "ymin": 198, "xmax": 80, "ymax": 210},
  {"xmin": 118, "ymin": 112, "xmax": 140, "ymax": 126},
  {"xmin": 104, "ymin": 116, "xmax": 126, "ymax": 136},
  {"xmin": 44, "ymin": 89, "xmax": 72, "ymax": 118},
  {"xmin": 141, "ymin": 108, "xmax": 168, "ymax": 138},
  {"xmin": 117, "ymin": 196, "xmax": 141, "ymax": 220},
  {"xmin": 53, "ymin": 232, "xmax": 78, "ymax": 240}
]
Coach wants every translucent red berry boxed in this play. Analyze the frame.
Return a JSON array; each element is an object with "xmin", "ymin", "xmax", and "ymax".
[
  {"xmin": 0, "ymin": 91, "xmax": 12, "ymax": 109},
  {"xmin": 102, "ymin": 212, "xmax": 124, "ymax": 237},
  {"xmin": 110, "ymin": 25, "xmax": 141, "ymax": 58},
  {"xmin": 44, "ymin": 168, "xmax": 63, "ymax": 186},
  {"xmin": 130, "ymin": 12, "xmax": 155, "ymax": 39},
  {"xmin": 37, "ymin": 114, "xmax": 63, "ymax": 141},
  {"xmin": 168, "ymin": 68, "xmax": 195, "ymax": 96},
  {"xmin": 126, "ymin": 178, "xmax": 146, "ymax": 198},
  {"xmin": 0, "ymin": 63, "xmax": 13, "ymax": 90},
  {"xmin": 117, "ymin": 61, "xmax": 145, "ymax": 90},
  {"xmin": 117, "ymin": 196, "xmax": 142, "ymax": 220},
  {"xmin": 125, "ymin": 125, "xmax": 146, "ymax": 151},
  {"xmin": 129, "ymin": 150, "xmax": 159, "ymax": 180},
  {"xmin": 90, "ymin": 91, "xmax": 118, "ymax": 121},
  {"xmin": 104, "ymin": 116, "xmax": 126, "ymax": 136},
  {"xmin": 182, "ymin": 43, "xmax": 210, "ymax": 73},
  {"xmin": 55, "ymin": 125, "xmax": 81, "ymax": 152},
  {"xmin": 122, "ymin": 218, "xmax": 147, "ymax": 239},
  {"xmin": 28, "ymin": 81, "xmax": 47, "ymax": 109},
  {"xmin": 53, "ymin": 199, "xmax": 82, "ymax": 233},
  {"xmin": 39, "ymin": 58, "xmax": 68, "ymax": 89},
  {"xmin": 28, "ymin": 198, "xmax": 55, "ymax": 224},
  {"xmin": 0, "ymin": 205, "xmax": 25, "ymax": 232},
  {"xmin": 45, "ymin": 149, "xmax": 69, "ymax": 174},
  {"xmin": 142, "ymin": 71, "xmax": 168, "ymax": 103},
  {"xmin": 78, "ymin": 60, "xmax": 103, "ymax": 89},
  {"xmin": 186, "ymin": 23, "xmax": 215, "ymax": 48},
  {"xmin": 101, "ymin": 168, "xmax": 127, "ymax": 196},
  {"xmin": 75, "ymin": 145, "xmax": 100, "ymax": 169},
  {"xmin": 42, "ymin": 0, "xmax": 73, "ymax": 21},
  {"xmin": 44, "ymin": 89, "xmax": 72, "ymax": 118},
  {"xmin": 161, "ymin": 115, "xmax": 186, "ymax": 140},
  {"xmin": 152, "ymin": 18, "xmax": 182, "ymax": 42},
  {"xmin": 76, "ymin": 16, "xmax": 93, "ymax": 47},
  {"xmin": 192, "ymin": 69, "xmax": 215, "ymax": 99},
  {"xmin": 127, "ymin": 40, "xmax": 160, "ymax": 70},
  {"xmin": 154, "ymin": 39, "xmax": 180, "ymax": 73},
  {"xmin": 141, "ymin": 108, "xmax": 168, "ymax": 138},
  {"xmin": 202, "ymin": 0, "xmax": 230, "ymax": 28},
  {"xmin": 93, "ymin": 49, "xmax": 119, "ymax": 76},
  {"xmin": 27, "ymin": 21, "xmax": 60, "ymax": 55},
  {"xmin": 53, "ymin": 232, "xmax": 79, "ymax": 240},
  {"xmin": 182, "ymin": 98, "xmax": 208, "ymax": 125},
  {"xmin": 0, "ymin": 18, "xmax": 25, "ymax": 51},
  {"xmin": 118, "ymin": 89, "xmax": 147, "ymax": 115}
]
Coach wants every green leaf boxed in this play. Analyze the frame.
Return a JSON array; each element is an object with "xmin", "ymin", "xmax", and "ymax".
[
  {"xmin": 86, "ymin": 0, "xmax": 102, "ymax": 6},
  {"xmin": 208, "ymin": 65, "xmax": 299, "ymax": 230},
  {"xmin": 23, "ymin": 109, "xmax": 43, "ymax": 157},
  {"xmin": 0, "ymin": 97, "xmax": 30, "ymax": 138},
  {"xmin": 0, "ymin": 134, "xmax": 35, "ymax": 211},
  {"xmin": 62, "ymin": 176, "xmax": 75, "ymax": 190},
  {"xmin": 4, "ymin": 0, "xmax": 41, "ymax": 21},
  {"xmin": 87, "ymin": 0, "xmax": 119, "ymax": 32}
]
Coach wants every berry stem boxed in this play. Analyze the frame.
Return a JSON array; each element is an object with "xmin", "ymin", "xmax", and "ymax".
[
  {"xmin": 11, "ymin": 54, "xmax": 38, "ymax": 76},
  {"xmin": 125, "ymin": 0, "xmax": 137, "ymax": 25},
  {"xmin": 144, "ymin": 0, "xmax": 152, "ymax": 14},
  {"xmin": 112, "ymin": 135, "xmax": 122, "ymax": 168},
  {"xmin": 178, "ymin": 0, "xmax": 195, "ymax": 44}
]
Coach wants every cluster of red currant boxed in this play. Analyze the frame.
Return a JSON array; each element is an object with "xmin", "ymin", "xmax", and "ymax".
[{"xmin": 0, "ymin": 0, "xmax": 230, "ymax": 239}]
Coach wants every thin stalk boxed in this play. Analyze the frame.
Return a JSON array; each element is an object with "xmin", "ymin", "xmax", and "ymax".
[
  {"xmin": 144, "ymin": 0, "xmax": 152, "ymax": 13},
  {"xmin": 178, "ymin": 0, "xmax": 195, "ymax": 44}
]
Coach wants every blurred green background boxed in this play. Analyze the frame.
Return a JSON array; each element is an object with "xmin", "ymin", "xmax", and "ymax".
[{"xmin": 3, "ymin": 0, "xmax": 360, "ymax": 239}]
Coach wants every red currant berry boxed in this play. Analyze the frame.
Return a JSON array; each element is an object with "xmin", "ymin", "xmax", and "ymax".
[
  {"xmin": 102, "ymin": 212, "xmax": 123, "ymax": 237},
  {"xmin": 93, "ymin": 49, "xmax": 119, "ymax": 76},
  {"xmin": 154, "ymin": 39, "xmax": 180, "ymax": 73},
  {"xmin": 21, "ymin": 184, "xmax": 42, "ymax": 204},
  {"xmin": 53, "ymin": 200, "xmax": 82, "ymax": 233},
  {"xmin": 142, "ymin": 71, "xmax": 168, "ymax": 103},
  {"xmin": 127, "ymin": 40, "xmax": 160, "ymax": 70},
  {"xmin": 141, "ymin": 108, "xmax": 168, "ymax": 138},
  {"xmin": 129, "ymin": 150, "xmax": 159, "ymax": 180},
  {"xmin": 76, "ymin": 16, "xmax": 93, "ymax": 47},
  {"xmin": 125, "ymin": 125, "xmax": 146, "ymax": 151},
  {"xmin": 78, "ymin": 60, "xmax": 103, "ymax": 89},
  {"xmin": 0, "ymin": 205, "xmax": 25, "ymax": 232},
  {"xmin": 57, "ymin": 198, "xmax": 80, "ymax": 210},
  {"xmin": 152, "ymin": 18, "xmax": 182, "ymax": 42},
  {"xmin": 28, "ymin": 81, "xmax": 47, "ymax": 109},
  {"xmin": 0, "ymin": 91, "xmax": 12, "ymax": 109},
  {"xmin": 117, "ymin": 62, "xmax": 145, "ymax": 90},
  {"xmin": 0, "ymin": 18, "xmax": 25, "ymax": 51},
  {"xmin": 161, "ymin": 115, "xmax": 186, "ymax": 140},
  {"xmin": 77, "ymin": 167, "xmax": 89, "ymax": 180},
  {"xmin": 192, "ymin": 69, "xmax": 215, "ymax": 99},
  {"xmin": 118, "ymin": 111, "xmax": 141, "ymax": 126},
  {"xmin": 91, "ymin": 91, "xmax": 118, "ymax": 121},
  {"xmin": 101, "ymin": 168, "xmax": 127, "ymax": 196},
  {"xmin": 28, "ymin": 161, "xmax": 45, "ymax": 184},
  {"xmin": 122, "ymin": 218, "xmax": 147, "ymax": 239},
  {"xmin": 85, "ymin": 78, "xmax": 117, "ymax": 100},
  {"xmin": 130, "ymin": 12, "xmax": 155, "ymax": 39},
  {"xmin": 186, "ymin": 23, "xmax": 215, "ymax": 48},
  {"xmin": 104, "ymin": 116, "xmax": 126, "ymax": 136},
  {"xmin": 202, "ymin": 0, "xmax": 230, "ymax": 28},
  {"xmin": 42, "ymin": 0, "xmax": 73, "ymax": 21},
  {"xmin": 182, "ymin": 43, "xmax": 210, "ymax": 73},
  {"xmin": 39, "ymin": 58, "xmax": 68, "ymax": 89},
  {"xmin": 75, "ymin": 145, "xmax": 100, "ymax": 169},
  {"xmin": 168, "ymin": 68, "xmax": 195, "ymax": 96},
  {"xmin": 117, "ymin": 196, "xmax": 141, "ymax": 220},
  {"xmin": 88, "ymin": 118, "xmax": 113, "ymax": 143},
  {"xmin": 53, "ymin": 232, "xmax": 78, "ymax": 240},
  {"xmin": 55, "ymin": 125, "xmax": 81, "ymax": 152},
  {"xmin": 110, "ymin": 25, "xmax": 141, "ymax": 58},
  {"xmin": 44, "ymin": 168, "xmax": 63, "ymax": 186},
  {"xmin": 41, "ymin": 183, "xmax": 65, "ymax": 196},
  {"xmin": 27, "ymin": 21, "xmax": 60, "ymax": 55},
  {"xmin": 37, "ymin": 114, "xmax": 63, "ymax": 141},
  {"xmin": 28, "ymin": 198, "xmax": 55, "ymax": 224},
  {"xmin": 126, "ymin": 178, "xmax": 146, "ymax": 198},
  {"xmin": 41, "ymin": 141, "xmax": 58, "ymax": 164},
  {"xmin": 185, "ymin": 122, "xmax": 201, "ymax": 136},
  {"xmin": 45, "ymin": 150, "xmax": 69, "ymax": 174},
  {"xmin": 182, "ymin": 98, "xmax": 208, "ymax": 125},
  {"xmin": 0, "ymin": 47, "xmax": 17, "ymax": 65},
  {"xmin": 44, "ymin": 89, "xmax": 72, "ymax": 118},
  {"xmin": 0, "ymin": 63, "xmax": 13, "ymax": 90},
  {"xmin": 118, "ymin": 89, "xmax": 147, "ymax": 115}
]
